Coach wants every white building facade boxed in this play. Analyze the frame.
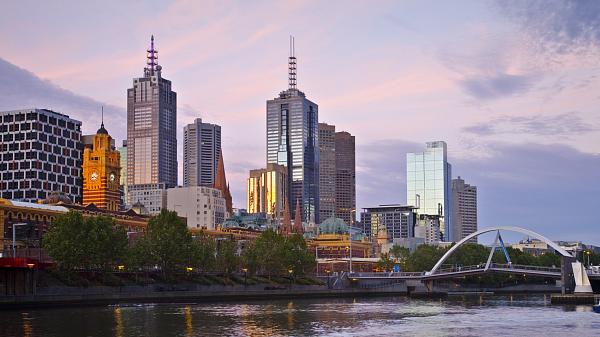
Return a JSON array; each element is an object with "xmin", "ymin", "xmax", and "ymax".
[{"xmin": 167, "ymin": 186, "xmax": 226, "ymax": 230}]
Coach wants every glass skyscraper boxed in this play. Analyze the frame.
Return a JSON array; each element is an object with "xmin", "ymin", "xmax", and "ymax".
[
  {"xmin": 266, "ymin": 38, "xmax": 319, "ymax": 224},
  {"xmin": 406, "ymin": 141, "xmax": 452, "ymax": 241}
]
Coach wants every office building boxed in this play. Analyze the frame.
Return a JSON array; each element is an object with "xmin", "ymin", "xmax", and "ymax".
[
  {"xmin": 82, "ymin": 120, "xmax": 121, "ymax": 211},
  {"xmin": 360, "ymin": 205, "xmax": 417, "ymax": 242},
  {"xmin": 127, "ymin": 183, "xmax": 167, "ymax": 215},
  {"xmin": 183, "ymin": 118, "xmax": 221, "ymax": 187},
  {"xmin": 167, "ymin": 186, "xmax": 226, "ymax": 230},
  {"xmin": 414, "ymin": 214, "xmax": 442, "ymax": 244},
  {"xmin": 0, "ymin": 108, "xmax": 82, "ymax": 203},
  {"xmin": 451, "ymin": 176, "xmax": 477, "ymax": 243},
  {"xmin": 406, "ymin": 141, "xmax": 452, "ymax": 241},
  {"xmin": 318, "ymin": 123, "xmax": 336, "ymax": 221},
  {"xmin": 266, "ymin": 38, "xmax": 319, "ymax": 224},
  {"xmin": 126, "ymin": 35, "xmax": 177, "ymax": 211},
  {"xmin": 335, "ymin": 131, "xmax": 356, "ymax": 224},
  {"xmin": 247, "ymin": 163, "xmax": 288, "ymax": 220}
]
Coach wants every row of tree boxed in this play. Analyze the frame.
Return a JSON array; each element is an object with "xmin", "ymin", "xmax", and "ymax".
[
  {"xmin": 44, "ymin": 210, "xmax": 315, "ymax": 279},
  {"xmin": 378, "ymin": 242, "xmax": 569, "ymax": 273}
]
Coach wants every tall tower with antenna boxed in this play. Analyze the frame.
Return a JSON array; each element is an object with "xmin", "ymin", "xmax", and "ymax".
[
  {"xmin": 266, "ymin": 36, "xmax": 320, "ymax": 225},
  {"xmin": 126, "ymin": 35, "xmax": 177, "ymax": 214}
]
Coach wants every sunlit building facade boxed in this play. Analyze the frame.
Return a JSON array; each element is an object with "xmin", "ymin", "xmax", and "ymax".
[
  {"xmin": 406, "ymin": 141, "xmax": 452, "ymax": 241},
  {"xmin": 247, "ymin": 164, "xmax": 288, "ymax": 220}
]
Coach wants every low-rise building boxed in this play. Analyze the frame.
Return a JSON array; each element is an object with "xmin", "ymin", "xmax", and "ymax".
[
  {"xmin": 127, "ymin": 183, "xmax": 168, "ymax": 215},
  {"xmin": 360, "ymin": 205, "xmax": 417, "ymax": 242},
  {"xmin": 414, "ymin": 214, "xmax": 442, "ymax": 244},
  {"xmin": 167, "ymin": 186, "xmax": 226, "ymax": 230}
]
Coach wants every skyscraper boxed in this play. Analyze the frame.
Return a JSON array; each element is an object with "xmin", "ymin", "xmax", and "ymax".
[
  {"xmin": 406, "ymin": 141, "xmax": 453, "ymax": 241},
  {"xmin": 0, "ymin": 109, "xmax": 82, "ymax": 203},
  {"xmin": 183, "ymin": 118, "xmax": 221, "ymax": 187},
  {"xmin": 126, "ymin": 35, "xmax": 177, "ymax": 213},
  {"xmin": 117, "ymin": 140, "xmax": 127, "ymax": 208},
  {"xmin": 318, "ymin": 123, "xmax": 336, "ymax": 221},
  {"xmin": 335, "ymin": 131, "xmax": 356, "ymax": 224},
  {"xmin": 266, "ymin": 37, "xmax": 319, "ymax": 224},
  {"xmin": 452, "ymin": 176, "xmax": 477, "ymax": 243}
]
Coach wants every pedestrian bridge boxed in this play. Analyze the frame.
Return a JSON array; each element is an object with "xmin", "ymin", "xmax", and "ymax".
[{"xmin": 348, "ymin": 226, "xmax": 597, "ymax": 293}]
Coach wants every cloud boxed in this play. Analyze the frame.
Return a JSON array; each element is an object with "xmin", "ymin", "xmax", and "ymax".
[
  {"xmin": 357, "ymin": 138, "xmax": 600, "ymax": 244},
  {"xmin": 496, "ymin": 0, "xmax": 600, "ymax": 54},
  {"xmin": 463, "ymin": 112, "xmax": 598, "ymax": 137},
  {"xmin": 0, "ymin": 57, "xmax": 125, "ymax": 139},
  {"xmin": 459, "ymin": 73, "xmax": 539, "ymax": 100}
]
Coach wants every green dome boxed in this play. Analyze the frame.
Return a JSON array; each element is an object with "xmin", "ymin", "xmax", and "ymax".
[{"xmin": 318, "ymin": 217, "xmax": 349, "ymax": 234}]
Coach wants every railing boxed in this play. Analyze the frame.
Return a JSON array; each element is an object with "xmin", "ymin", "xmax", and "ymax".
[
  {"xmin": 348, "ymin": 271, "xmax": 424, "ymax": 278},
  {"xmin": 432, "ymin": 263, "xmax": 561, "ymax": 275}
]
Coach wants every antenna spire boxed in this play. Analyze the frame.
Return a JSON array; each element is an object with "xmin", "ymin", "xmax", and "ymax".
[
  {"xmin": 101, "ymin": 106, "xmax": 104, "ymax": 128},
  {"xmin": 145, "ymin": 35, "xmax": 159, "ymax": 76},
  {"xmin": 288, "ymin": 35, "xmax": 297, "ymax": 90}
]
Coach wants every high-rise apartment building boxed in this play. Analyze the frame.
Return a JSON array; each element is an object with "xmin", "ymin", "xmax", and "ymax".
[
  {"xmin": 82, "ymin": 121, "xmax": 121, "ymax": 211},
  {"xmin": 183, "ymin": 118, "xmax": 221, "ymax": 187},
  {"xmin": 247, "ymin": 163, "xmax": 288, "ymax": 220},
  {"xmin": 266, "ymin": 38, "xmax": 319, "ymax": 224},
  {"xmin": 335, "ymin": 131, "xmax": 356, "ymax": 224},
  {"xmin": 452, "ymin": 176, "xmax": 477, "ymax": 243},
  {"xmin": 406, "ymin": 141, "xmax": 453, "ymax": 241},
  {"xmin": 0, "ymin": 109, "xmax": 82, "ymax": 203},
  {"xmin": 318, "ymin": 123, "xmax": 336, "ymax": 221},
  {"xmin": 126, "ymin": 36, "xmax": 177, "ymax": 211},
  {"xmin": 360, "ymin": 205, "xmax": 417, "ymax": 241}
]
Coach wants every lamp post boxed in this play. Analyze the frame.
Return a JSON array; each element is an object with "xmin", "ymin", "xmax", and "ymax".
[
  {"xmin": 347, "ymin": 226, "xmax": 353, "ymax": 273},
  {"xmin": 242, "ymin": 268, "xmax": 248, "ymax": 286},
  {"xmin": 288, "ymin": 269, "xmax": 293, "ymax": 289},
  {"xmin": 585, "ymin": 250, "xmax": 591, "ymax": 267},
  {"xmin": 12, "ymin": 223, "xmax": 28, "ymax": 258}
]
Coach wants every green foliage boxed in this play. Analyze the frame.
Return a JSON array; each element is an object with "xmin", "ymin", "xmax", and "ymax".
[
  {"xmin": 242, "ymin": 229, "xmax": 315, "ymax": 277},
  {"xmin": 216, "ymin": 239, "xmax": 239, "ymax": 274},
  {"xmin": 376, "ymin": 253, "xmax": 395, "ymax": 271},
  {"xmin": 190, "ymin": 231, "xmax": 216, "ymax": 272},
  {"xmin": 146, "ymin": 209, "xmax": 195, "ymax": 275},
  {"xmin": 283, "ymin": 233, "xmax": 316, "ymax": 276},
  {"xmin": 43, "ymin": 211, "xmax": 127, "ymax": 271},
  {"xmin": 405, "ymin": 245, "xmax": 446, "ymax": 272}
]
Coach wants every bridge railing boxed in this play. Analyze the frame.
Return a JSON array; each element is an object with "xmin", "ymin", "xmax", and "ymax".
[
  {"xmin": 348, "ymin": 271, "xmax": 424, "ymax": 278},
  {"xmin": 431, "ymin": 263, "xmax": 561, "ymax": 275}
]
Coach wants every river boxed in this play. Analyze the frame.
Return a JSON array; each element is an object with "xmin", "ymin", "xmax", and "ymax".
[{"xmin": 0, "ymin": 295, "xmax": 598, "ymax": 336}]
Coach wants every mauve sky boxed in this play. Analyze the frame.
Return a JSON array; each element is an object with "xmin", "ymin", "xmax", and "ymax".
[{"xmin": 0, "ymin": 0, "xmax": 599, "ymax": 244}]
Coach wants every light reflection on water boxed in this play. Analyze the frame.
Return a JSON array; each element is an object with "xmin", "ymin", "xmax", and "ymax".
[{"xmin": 0, "ymin": 295, "xmax": 598, "ymax": 337}]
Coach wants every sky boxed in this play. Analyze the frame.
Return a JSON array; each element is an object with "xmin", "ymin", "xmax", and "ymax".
[{"xmin": 1, "ymin": 0, "xmax": 599, "ymax": 244}]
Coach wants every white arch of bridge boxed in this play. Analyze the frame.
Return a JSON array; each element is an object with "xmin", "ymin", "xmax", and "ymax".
[{"xmin": 428, "ymin": 226, "xmax": 573, "ymax": 275}]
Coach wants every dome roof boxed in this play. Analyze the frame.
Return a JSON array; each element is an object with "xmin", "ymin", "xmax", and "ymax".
[
  {"xmin": 43, "ymin": 191, "xmax": 72, "ymax": 205},
  {"xmin": 318, "ymin": 217, "xmax": 349, "ymax": 234},
  {"xmin": 97, "ymin": 123, "xmax": 108, "ymax": 135}
]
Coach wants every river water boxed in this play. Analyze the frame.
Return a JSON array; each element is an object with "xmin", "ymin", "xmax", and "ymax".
[{"xmin": 1, "ymin": 295, "xmax": 598, "ymax": 336}]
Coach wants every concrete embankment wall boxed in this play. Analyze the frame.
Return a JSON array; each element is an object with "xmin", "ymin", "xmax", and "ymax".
[{"xmin": 0, "ymin": 283, "xmax": 408, "ymax": 309}]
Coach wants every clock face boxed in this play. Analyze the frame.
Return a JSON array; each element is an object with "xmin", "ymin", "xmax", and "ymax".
[
  {"xmin": 109, "ymin": 173, "xmax": 116, "ymax": 182},
  {"xmin": 90, "ymin": 171, "xmax": 99, "ymax": 182}
]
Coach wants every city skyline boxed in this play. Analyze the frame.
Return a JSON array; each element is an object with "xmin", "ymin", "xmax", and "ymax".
[{"xmin": 0, "ymin": 1, "xmax": 599, "ymax": 243}]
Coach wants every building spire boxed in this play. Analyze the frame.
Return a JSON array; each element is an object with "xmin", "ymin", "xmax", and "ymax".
[
  {"xmin": 288, "ymin": 35, "xmax": 296, "ymax": 90},
  {"xmin": 145, "ymin": 35, "xmax": 159, "ymax": 76},
  {"xmin": 293, "ymin": 198, "xmax": 303, "ymax": 234},
  {"xmin": 214, "ymin": 150, "xmax": 233, "ymax": 214},
  {"xmin": 101, "ymin": 105, "xmax": 104, "ymax": 128},
  {"xmin": 97, "ymin": 106, "xmax": 108, "ymax": 135}
]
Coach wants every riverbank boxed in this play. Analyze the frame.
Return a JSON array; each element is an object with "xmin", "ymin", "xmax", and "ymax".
[{"xmin": 550, "ymin": 294, "xmax": 600, "ymax": 304}]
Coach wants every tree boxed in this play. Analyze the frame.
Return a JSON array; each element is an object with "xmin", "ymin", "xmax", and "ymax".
[
  {"xmin": 189, "ymin": 231, "xmax": 216, "ymax": 272},
  {"xmin": 44, "ymin": 211, "xmax": 127, "ymax": 272},
  {"xmin": 377, "ymin": 253, "xmax": 395, "ymax": 272},
  {"xmin": 283, "ymin": 233, "xmax": 315, "ymax": 276},
  {"xmin": 142, "ymin": 209, "xmax": 195, "ymax": 278},
  {"xmin": 216, "ymin": 239, "xmax": 239, "ymax": 274},
  {"xmin": 243, "ymin": 229, "xmax": 286, "ymax": 277},
  {"xmin": 406, "ymin": 245, "xmax": 446, "ymax": 272},
  {"xmin": 389, "ymin": 245, "xmax": 410, "ymax": 271}
]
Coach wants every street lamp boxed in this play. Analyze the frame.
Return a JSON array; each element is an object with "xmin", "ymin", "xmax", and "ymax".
[
  {"xmin": 288, "ymin": 268, "xmax": 293, "ymax": 288},
  {"xmin": 242, "ymin": 268, "xmax": 248, "ymax": 286},
  {"xmin": 585, "ymin": 250, "xmax": 591, "ymax": 267},
  {"xmin": 12, "ymin": 223, "xmax": 28, "ymax": 258}
]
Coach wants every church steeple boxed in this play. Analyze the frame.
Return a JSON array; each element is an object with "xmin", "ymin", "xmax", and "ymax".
[
  {"xmin": 293, "ymin": 198, "xmax": 303, "ymax": 234},
  {"xmin": 214, "ymin": 150, "xmax": 233, "ymax": 214},
  {"xmin": 281, "ymin": 197, "xmax": 292, "ymax": 235}
]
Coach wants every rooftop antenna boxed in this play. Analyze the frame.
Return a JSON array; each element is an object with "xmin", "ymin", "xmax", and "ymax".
[
  {"xmin": 288, "ymin": 35, "xmax": 296, "ymax": 90},
  {"xmin": 145, "ymin": 35, "xmax": 159, "ymax": 76},
  {"xmin": 101, "ymin": 106, "xmax": 104, "ymax": 128}
]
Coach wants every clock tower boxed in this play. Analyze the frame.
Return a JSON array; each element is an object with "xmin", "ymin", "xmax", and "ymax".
[{"xmin": 82, "ymin": 119, "xmax": 121, "ymax": 211}]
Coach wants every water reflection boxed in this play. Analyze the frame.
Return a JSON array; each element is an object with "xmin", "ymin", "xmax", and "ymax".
[{"xmin": 0, "ymin": 295, "xmax": 598, "ymax": 336}]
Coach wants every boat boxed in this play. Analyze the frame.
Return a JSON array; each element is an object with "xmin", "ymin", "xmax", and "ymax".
[{"xmin": 593, "ymin": 300, "xmax": 600, "ymax": 314}]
